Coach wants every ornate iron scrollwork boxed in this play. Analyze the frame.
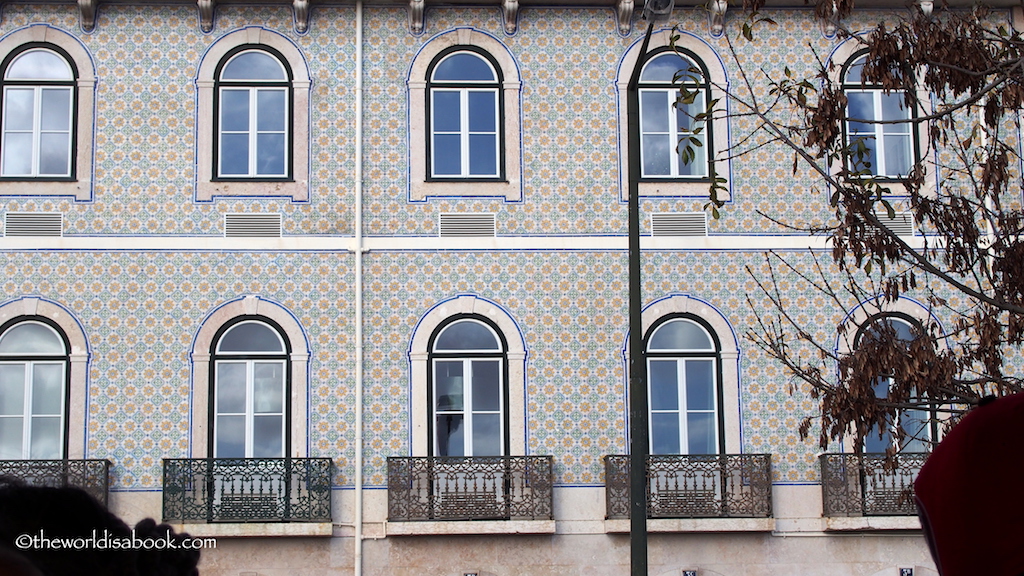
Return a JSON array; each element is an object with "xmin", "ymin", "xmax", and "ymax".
[
  {"xmin": 820, "ymin": 453, "xmax": 926, "ymax": 517},
  {"xmin": 0, "ymin": 459, "xmax": 111, "ymax": 507}
]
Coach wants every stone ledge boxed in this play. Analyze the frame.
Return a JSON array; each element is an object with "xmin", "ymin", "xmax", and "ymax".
[
  {"xmin": 604, "ymin": 517, "xmax": 775, "ymax": 533},
  {"xmin": 825, "ymin": 516, "xmax": 922, "ymax": 531},
  {"xmin": 386, "ymin": 519, "xmax": 556, "ymax": 536},
  {"xmin": 169, "ymin": 522, "xmax": 334, "ymax": 538}
]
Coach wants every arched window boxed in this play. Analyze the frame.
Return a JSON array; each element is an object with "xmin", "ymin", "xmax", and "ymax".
[
  {"xmin": 1, "ymin": 46, "xmax": 75, "ymax": 178},
  {"xmin": 855, "ymin": 314, "xmax": 932, "ymax": 453},
  {"xmin": 638, "ymin": 49, "xmax": 711, "ymax": 179},
  {"xmin": 215, "ymin": 48, "xmax": 290, "ymax": 179},
  {"xmin": 426, "ymin": 48, "xmax": 502, "ymax": 180},
  {"xmin": 842, "ymin": 51, "xmax": 915, "ymax": 178},
  {"xmin": 645, "ymin": 316, "xmax": 722, "ymax": 455},
  {"xmin": 429, "ymin": 317, "xmax": 507, "ymax": 457},
  {"xmin": 210, "ymin": 318, "xmax": 289, "ymax": 458},
  {"xmin": 0, "ymin": 319, "xmax": 69, "ymax": 459}
]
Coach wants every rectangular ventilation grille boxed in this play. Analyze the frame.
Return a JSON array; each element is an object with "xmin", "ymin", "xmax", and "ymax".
[
  {"xmin": 224, "ymin": 213, "xmax": 282, "ymax": 237},
  {"xmin": 4, "ymin": 212, "xmax": 63, "ymax": 237},
  {"xmin": 876, "ymin": 212, "xmax": 915, "ymax": 236},
  {"xmin": 439, "ymin": 213, "xmax": 496, "ymax": 237},
  {"xmin": 651, "ymin": 212, "xmax": 707, "ymax": 237}
]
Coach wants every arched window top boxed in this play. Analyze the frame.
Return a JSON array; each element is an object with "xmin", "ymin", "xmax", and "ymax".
[
  {"xmin": 433, "ymin": 319, "xmax": 502, "ymax": 352},
  {"xmin": 220, "ymin": 49, "xmax": 287, "ymax": 81},
  {"xmin": 0, "ymin": 321, "xmax": 66, "ymax": 355},
  {"xmin": 431, "ymin": 51, "xmax": 497, "ymax": 83},
  {"xmin": 640, "ymin": 51, "xmax": 704, "ymax": 84},
  {"xmin": 647, "ymin": 318, "xmax": 715, "ymax": 352},
  {"xmin": 856, "ymin": 314, "xmax": 919, "ymax": 346},
  {"xmin": 215, "ymin": 320, "xmax": 285, "ymax": 354},
  {"xmin": 4, "ymin": 48, "xmax": 72, "ymax": 81},
  {"xmin": 842, "ymin": 52, "xmax": 868, "ymax": 85}
]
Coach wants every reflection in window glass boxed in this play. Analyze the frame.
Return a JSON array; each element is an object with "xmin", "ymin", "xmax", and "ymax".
[
  {"xmin": 638, "ymin": 51, "xmax": 709, "ymax": 179},
  {"xmin": 428, "ymin": 51, "xmax": 501, "ymax": 179},
  {"xmin": 1, "ymin": 49, "xmax": 74, "ymax": 178},
  {"xmin": 216, "ymin": 50, "xmax": 289, "ymax": 178},
  {"xmin": 0, "ymin": 321, "xmax": 67, "ymax": 459}
]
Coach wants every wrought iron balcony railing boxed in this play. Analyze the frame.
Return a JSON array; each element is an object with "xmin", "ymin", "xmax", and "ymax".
[
  {"xmin": 820, "ymin": 453, "xmax": 926, "ymax": 517},
  {"xmin": 387, "ymin": 456, "xmax": 554, "ymax": 522},
  {"xmin": 0, "ymin": 459, "xmax": 111, "ymax": 507},
  {"xmin": 604, "ymin": 454, "xmax": 773, "ymax": 519},
  {"xmin": 162, "ymin": 458, "xmax": 333, "ymax": 523}
]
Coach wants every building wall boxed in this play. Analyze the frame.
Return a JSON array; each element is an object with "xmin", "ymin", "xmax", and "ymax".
[{"xmin": 0, "ymin": 2, "xmax": 994, "ymax": 574}]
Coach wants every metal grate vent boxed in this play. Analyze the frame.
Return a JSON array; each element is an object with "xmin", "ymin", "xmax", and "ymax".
[
  {"xmin": 651, "ymin": 212, "xmax": 707, "ymax": 237},
  {"xmin": 3, "ymin": 212, "xmax": 63, "ymax": 237},
  {"xmin": 224, "ymin": 213, "xmax": 282, "ymax": 237},
  {"xmin": 875, "ymin": 211, "xmax": 915, "ymax": 236},
  {"xmin": 439, "ymin": 213, "xmax": 496, "ymax": 237}
]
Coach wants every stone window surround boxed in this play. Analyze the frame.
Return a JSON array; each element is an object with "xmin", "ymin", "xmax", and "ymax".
[
  {"xmin": 625, "ymin": 293, "xmax": 741, "ymax": 453},
  {"xmin": 195, "ymin": 27, "xmax": 310, "ymax": 202},
  {"xmin": 407, "ymin": 28, "xmax": 522, "ymax": 202},
  {"xmin": 0, "ymin": 296, "xmax": 89, "ymax": 459},
  {"xmin": 189, "ymin": 295, "xmax": 310, "ymax": 458},
  {"xmin": 409, "ymin": 294, "xmax": 527, "ymax": 457},
  {"xmin": 616, "ymin": 30, "xmax": 731, "ymax": 202},
  {"xmin": 0, "ymin": 25, "xmax": 95, "ymax": 202}
]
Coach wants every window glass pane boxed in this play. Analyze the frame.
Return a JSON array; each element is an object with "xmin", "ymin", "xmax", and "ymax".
[
  {"xmin": 432, "ymin": 134, "xmax": 461, "ymax": 176},
  {"xmin": 0, "ymin": 418, "xmax": 23, "ymax": 458},
  {"xmin": 256, "ymin": 133, "xmax": 286, "ymax": 176},
  {"xmin": 6, "ymin": 50, "xmax": 72, "ymax": 80},
  {"xmin": 3, "ymin": 88, "xmax": 34, "ymax": 131},
  {"xmin": 883, "ymin": 134, "xmax": 912, "ymax": 177},
  {"xmin": 845, "ymin": 55, "xmax": 866, "ymax": 84},
  {"xmin": 432, "ymin": 53, "xmax": 495, "ymax": 82},
  {"xmin": 435, "ymin": 321, "xmax": 500, "ymax": 351},
  {"xmin": 901, "ymin": 408, "xmax": 929, "ymax": 452},
  {"xmin": 677, "ymin": 134, "xmax": 706, "ymax": 177},
  {"xmin": 649, "ymin": 360, "xmax": 679, "ymax": 411},
  {"xmin": 640, "ymin": 91, "xmax": 669, "ymax": 133},
  {"xmin": 649, "ymin": 320, "xmax": 713, "ymax": 351},
  {"xmin": 684, "ymin": 360, "xmax": 715, "ymax": 411},
  {"xmin": 879, "ymin": 93, "xmax": 910, "ymax": 126},
  {"xmin": 435, "ymin": 361, "xmax": 464, "ymax": 411},
  {"xmin": 215, "ymin": 415, "xmax": 245, "ymax": 457},
  {"xmin": 218, "ymin": 322, "xmax": 284, "ymax": 353},
  {"xmin": 253, "ymin": 415, "xmax": 283, "ymax": 457},
  {"xmin": 253, "ymin": 362, "xmax": 283, "ymax": 413},
  {"xmin": 641, "ymin": 53, "xmax": 697, "ymax": 83},
  {"xmin": 31, "ymin": 364, "xmax": 63, "ymax": 415},
  {"xmin": 467, "ymin": 91, "xmax": 496, "ymax": 132},
  {"xmin": 29, "ymin": 416, "xmax": 61, "ymax": 459},
  {"xmin": 651, "ymin": 413, "xmax": 681, "ymax": 455},
  {"xmin": 220, "ymin": 89, "xmax": 251, "ymax": 132},
  {"xmin": 848, "ymin": 136, "xmax": 877, "ymax": 174},
  {"xmin": 686, "ymin": 412, "xmax": 716, "ymax": 454},
  {"xmin": 0, "ymin": 323, "xmax": 65, "ymax": 354},
  {"xmin": 676, "ymin": 99, "xmax": 705, "ymax": 134},
  {"xmin": 471, "ymin": 361, "xmax": 500, "ymax": 411},
  {"xmin": 0, "ymin": 365, "xmax": 25, "ymax": 415},
  {"xmin": 219, "ymin": 134, "xmax": 249, "ymax": 175},
  {"xmin": 432, "ymin": 91, "xmax": 461, "ymax": 132},
  {"xmin": 2, "ymin": 134, "xmax": 32, "ymax": 176},
  {"xmin": 436, "ymin": 414, "xmax": 464, "ymax": 456},
  {"xmin": 216, "ymin": 363, "xmax": 247, "ymax": 413},
  {"xmin": 468, "ymin": 134, "xmax": 497, "ymax": 176},
  {"xmin": 256, "ymin": 90, "xmax": 286, "ymax": 131},
  {"xmin": 472, "ymin": 413, "xmax": 501, "ymax": 456},
  {"xmin": 642, "ymin": 134, "xmax": 671, "ymax": 176},
  {"xmin": 846, "ymin": 92, "xmax": 876, "ymax": 133},
  {"xmin": 40, "ymin": 88, "xmax": 71, "ymax": 131},
  {"xmin": 39, "ymin": 133, "xmax": 71, "ymax": 176},
  {"xmin": 221, "ymin": 51, "xmax": 286, "ymax": 81}
]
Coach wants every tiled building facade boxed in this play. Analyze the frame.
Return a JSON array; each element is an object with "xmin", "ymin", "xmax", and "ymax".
[{"xmin": 1, "ymin": 1, "xmax": 1011, "ymax": 574}]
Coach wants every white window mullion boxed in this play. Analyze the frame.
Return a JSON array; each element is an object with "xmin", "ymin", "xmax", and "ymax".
[
  {"xmin": 459, "ymin": 90, "xmax": 471, "ymax": 177},
  {"xmin": 463, "ymin": 358, "xmax": 474, "ymax": 455},
  {"xmin": 677, "ymin": 359, "xmax": 689, "ymax": 455},
  {"xmin": 244, "ymin": 360, "xmax": 255, "ymax": 459},
  {"xmin": 248, "ymin": 89, "xmax": 259, "ymax": 178}
]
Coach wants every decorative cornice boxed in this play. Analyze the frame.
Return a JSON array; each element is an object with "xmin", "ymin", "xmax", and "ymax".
[
  {"xmin": 78, "ymin": 0, "xmax": 97, "ymax": 32},
  {"xmin": 616, "ymin": 0, "xmax": 634, "ymax": 35},
  {"xmin": 409, "ymin": 0, "xmax": 425, "ymax": 34},
  {"xmin": 502, "ymin": 0, "xmax": 519, "ymax": 34},
  {"xmin": 294, "ymin": 0, "xmax": 311, "ymax": 33},
  {"xmin": 198, "ymin": 0, "xmax": 215, "ymax": 33}
]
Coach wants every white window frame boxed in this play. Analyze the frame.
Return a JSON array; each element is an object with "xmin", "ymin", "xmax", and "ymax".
[
  {"xmin": 429, "ymin": 84, "xmax": 501, "ymax": 179},
  {"xmin": 0, "ymin": 321, "xmax": 67, "ymax": 459},
  {"xmin": 0, "ymin": 26, "xmax": 95, "ymax": 201},
  {"xmin": 195, "ymin": 27, "xmax": 310, "ymax": 202},
  {"xmin": 637, "ymin": 52, "xmax": 710, "ymax": 179},
  {"xmin": 407, "ymin": 28, "xmax": 522, "ymax": 202},
  {"xmin": 1, "ymin": 49, "xmax": 74, "ymax": 178},
  {"xmin": 430, "ymin": 320, "xmax": 506, "ymax": 457},
  {"xmin": 616, "ymin": 31, "xmax": 731, "ymax": 201},
  {"xmin": 843, "ymin": 54, "xmax": 915, "ymax": 179}
]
